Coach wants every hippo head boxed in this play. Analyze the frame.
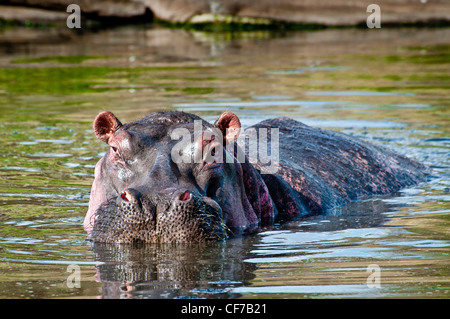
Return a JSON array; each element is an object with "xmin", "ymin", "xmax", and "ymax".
[{"xmin": 84, "ymin": 111, "xmax": 273, "ymax": 243}]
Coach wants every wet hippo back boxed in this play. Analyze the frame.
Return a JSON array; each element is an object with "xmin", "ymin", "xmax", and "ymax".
[{"xmin": 248, "ymin": 118, "xmax": 429, "ymax": 220}]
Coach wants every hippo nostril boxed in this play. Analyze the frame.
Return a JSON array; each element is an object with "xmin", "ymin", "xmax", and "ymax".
[
  {"xmin": 179, "ymin": 190, "xmax": 192, "ymax": 201},
  {"xmin": 121, "ymin": 190, "xmax": 131, "ymax": 202}
]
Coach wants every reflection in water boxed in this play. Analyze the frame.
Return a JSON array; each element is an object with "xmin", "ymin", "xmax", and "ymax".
[
  {"xmin": 286, "ymin": 195, "xmax": 394, "ymax": 232},
  {"xmin": 92, "ymin": 240, "xmax": 256, "ymax": 299},
  {"xmin": 90, "ymin": 196, "xmax": 395, "ymax": 298}
]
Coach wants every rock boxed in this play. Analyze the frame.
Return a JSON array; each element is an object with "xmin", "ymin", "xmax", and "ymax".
[
  {"xmin": 0, "ymin": 5, "xmax": 68, "ymax": 23},
  {"xmin": 143, "ymin": 0, "xmax": 450, "ymax": 26},
  {"xmin": 1, "ymin": 0, "xmax": 449, "ymax": 26},
  {"xmin": 2, "ymin": 0, "xmax": 149, "ymax": 20},
  {"xmin": 143, "ymin": 0, "xmax": 209, "ymax": 23}
]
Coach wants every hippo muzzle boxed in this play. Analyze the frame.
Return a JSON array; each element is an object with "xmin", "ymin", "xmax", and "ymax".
[{"xmin": 90, "ymin": 188, "xmax": 227, "ymax": 243}]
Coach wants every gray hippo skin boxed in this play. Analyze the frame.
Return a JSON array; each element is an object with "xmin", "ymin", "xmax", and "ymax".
[{"xmin": 84, "ymin": 111, "xmax": 429, "ymax": 243}]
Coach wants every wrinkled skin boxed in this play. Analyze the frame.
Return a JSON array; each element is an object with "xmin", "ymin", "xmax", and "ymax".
[{"xmin": 84, "ymin": 111, "xmax": 429, "ymax": 243}]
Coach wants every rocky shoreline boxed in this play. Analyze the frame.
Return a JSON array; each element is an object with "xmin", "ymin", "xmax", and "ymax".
[{"xmin": 1, "ymin": 0, "xmax": 449, "ymax": 28}]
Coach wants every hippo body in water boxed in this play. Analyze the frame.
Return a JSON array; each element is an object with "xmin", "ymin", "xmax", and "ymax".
[{"xmin": 84, "ymin": 111, "xmax": 428, "ymax": 243}]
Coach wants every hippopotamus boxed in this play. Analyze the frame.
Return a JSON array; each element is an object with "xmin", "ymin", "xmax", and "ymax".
[{"xmin": 84, "ymin": 110, "xmax": 429, "ymax": 243}]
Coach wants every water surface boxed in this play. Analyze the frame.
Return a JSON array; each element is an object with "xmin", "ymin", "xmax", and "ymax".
[{"xmin": 0, "ymin": 25, "xmax": 449, "ymax": 298}]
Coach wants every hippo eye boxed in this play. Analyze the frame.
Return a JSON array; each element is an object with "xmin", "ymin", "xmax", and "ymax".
[{"xmin": 111, "ymin": 146, "xmax": 118, "ymax": 153}]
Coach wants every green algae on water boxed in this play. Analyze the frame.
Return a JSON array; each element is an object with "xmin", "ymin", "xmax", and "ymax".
[
  {"xmin": 0, "ymin": 66, "xmax": 202, "ymax": 96},
  {"xmin": 0, "ymin": 67, "xmax": 115, "ymax": 95}
]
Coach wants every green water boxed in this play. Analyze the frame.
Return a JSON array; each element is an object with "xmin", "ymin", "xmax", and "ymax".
[{"xmin": 0, "ymin": 25, "xmax": 448, "ymax": 298}]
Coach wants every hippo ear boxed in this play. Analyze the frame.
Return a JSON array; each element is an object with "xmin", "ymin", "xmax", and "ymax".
[
  {"xmin": 214, "ymin": 111, "xmax": 241, "ymax": 143},
  {"xmin": 93, "ymin": 111, "xmax": 123, "ymax": 143}
]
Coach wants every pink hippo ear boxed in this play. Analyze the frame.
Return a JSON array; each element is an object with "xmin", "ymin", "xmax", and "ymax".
[
  {"xmin": 214, "ymin": 111, "xmax": 241, "ymax": 143},
  {"xmin": 93, "ymin": 111, "xmax": 123, "ymax": 143}
]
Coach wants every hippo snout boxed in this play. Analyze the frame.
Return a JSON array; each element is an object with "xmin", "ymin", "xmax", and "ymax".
[
  {"xmin": 116, "ymin": 188, "xmax": 194, "ymax": 222},
  {"xmin": 90, "ymin": 188, "xmax": 227, "ymax": 243}
]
